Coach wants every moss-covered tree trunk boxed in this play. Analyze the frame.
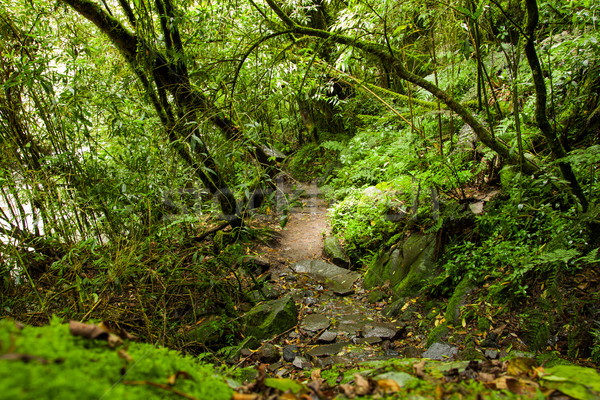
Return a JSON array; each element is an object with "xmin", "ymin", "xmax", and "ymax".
[{"xmin": 523, "ymin": 0, "xmax": 589, "ymax": 211}]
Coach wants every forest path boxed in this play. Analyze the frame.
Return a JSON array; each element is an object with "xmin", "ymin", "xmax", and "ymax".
[
  {"xmin": 245, "ymin": 180, "xmax": 405, "ymax": 375},
  {"xmin": 273, "ymin": 181, "xmax": 329, "ymax": 263}
]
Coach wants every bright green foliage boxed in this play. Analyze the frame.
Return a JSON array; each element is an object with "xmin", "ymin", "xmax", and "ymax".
[{"xmin": 0, "ymin": 319, "xmax": 232, "ymax": 400}]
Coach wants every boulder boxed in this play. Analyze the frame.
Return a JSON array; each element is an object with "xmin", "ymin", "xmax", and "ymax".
[
  {"xmin": 283, "ymin": 345, "xmax": 300, "ymax": 362},
  {"xmin": 243, "ymin": 295, "xmax": 298, "ymax": 340},
  {"xmin": 322, "ymin": 235, "xmax": 350, "ymax": 268},
  {"xmin": 292, "ymin": 259, "xmax": 360, "ymax": 295},
  {"xmin": 422, "ymin": 342, "xmax": 458, "ymax": 361},
  {"xmin": 364, "ymin": 233, "xmax": 437, "ymax": 298},
  {"xmin": 186, "ymin": 315, "xmax": 224, "ymax": 345},
  {"xmin": 258, "ymin": 343, "xmax": 280, "ymax": 364}
]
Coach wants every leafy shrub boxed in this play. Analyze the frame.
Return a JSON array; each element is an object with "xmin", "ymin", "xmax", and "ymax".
[{"xmin": 329, "ymin": 186, "xmax": 403, "ymax": 261}]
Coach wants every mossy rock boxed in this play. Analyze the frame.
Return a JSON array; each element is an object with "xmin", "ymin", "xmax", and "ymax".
[
  {"xmin": 0, "ymin": 319, "xmax": 233, "ymax": 400},
  {"xmin": 445, "ymin": 277, "xmax": 475, "ymax": 326},
  {"xmin": 392, "ymin": 233, "xmax": 437, "ymax": 298},
  {"xmin": 365, "ymin": 233, "xmax": 437, "ymax": 298},
  {"xmin": 322, "ymin": 235, "xmax": 350, "ymax": 268},
  {"xmin": 426, "ymin": 323, "xmax": 449, "ymax": 348},
  {"xmin": 243, "ymin": 295, "xmax": 298, "ymax": 340},
  {"xmin": 187, "ymin": 315, "xmax": 227, "ymax": 345}
]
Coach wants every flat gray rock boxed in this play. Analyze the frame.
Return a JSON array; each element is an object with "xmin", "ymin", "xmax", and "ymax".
[
  {"xmin": 301, "ymin": 313, "xmax": 330, "ymax": 332},
  {"xmin": 292, "ymin": 356, "xmax": 311, "ymax": 369},
  {"xmin": 306, "ymin": 342, "xmax": 349, "ymax": 357},
  {"xmin": 337, "ymin": 314, "xmax": 370, "ymax": 334},
  {"xmin": 362, "ymin": 322, "xmax": 403, "ymax": 340},
  {"xmin": 318, "ymin": 330, "xmax": 338, "ymax": 343},
  {"xmin": 422, "ymin": 342, "xmax": 458, "ymax": 361},
  {"xmin": 293, "ymin": 260, "xmax": 360, "ymax": 295},
  {"xmin": 354, "ymin": 337, "xmax": 382, "ymax": 345}
]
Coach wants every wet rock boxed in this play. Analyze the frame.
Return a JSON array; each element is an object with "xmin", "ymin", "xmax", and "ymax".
[
  {"xmin": 367, "ymin": 290, "xmax": 387, "ymax": 304},
  {"xmin": 306, "ymin": 342, "xmax": 349, "ymax": 358},
  {"xmin": 422, "ymin": 342, "xmax": 458, "ymax": 361},
  {"xmin": 354, "ymin": 337, "xmax": 382, "ymax": 345},
  {"xmin": 402, "ymin": 346, "xmax": 422, "ymax": 358},
  {"xmin": 243, "ymin": 295, "xmax": 298, "ymax": 340},
  {"xmin": 484, "ymin": 349, "xmax": 499, "ymax": 359},
  {"xmin": 240, "ymin": 256, "xmax": 271, "ymax": 274},
  {"xmin": 292, "ymin": 356, "xmax": 311, "ymax": 369},
  {"xmin": 283, "ymin": 345, "xmax": 300, "ymax": 362},
  {"xmin": 186, "ymin": 315, "xmax": 223, "ymax": 344},
  {"xmin": 258, "ymin": 343, "xmax": 280, "ymax": 364},
  {"xmin": 268, "ymin": 362, "xmax": 282, "ymax": 372},
  {"xmin": 322, "ymin": 235, "xmax": 350, "ymax": 268},
  {"xmin": 364, "ymin": 233, "xmax": 438, "ymax": 299},
  {"xmin": 247, "ymin": 284, "xmax": 280, "ymax": 303},
  {"xmin": 362, "ymin": 322, "xmax": 403, "ymax": 340},
  {"xmin": 301, "ymin": 313, "xmax": 330, "ymax": 332},
  {"xmin": 292, "ymin": 260, "xmax": 360, "ymax": 295},
  {"xmin": 445, "ymin": 277, "xmax": 474, "ymax": 326},
  {"xmin": 338, "ymin": 314, "xmax": 370, "ymax": 335},
  {"xmin": 317, "ymin": 355, "xmax": 352, "ymax": 368},
  {"xmin": 469, "ymin": 201, "xmax": 485, "ymax": 215},
  {"xmin": 303, "ymin": 297, "xmax": 318, "ymax": 306},
  {"xmin": 318, "ymin": 330, "xmax": 338, "ymax": 343}
]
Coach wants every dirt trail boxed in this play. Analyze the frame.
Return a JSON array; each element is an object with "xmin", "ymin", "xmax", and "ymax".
[
  {"xmin": 274, "ymin": 181, "xmax": 330, "ymax": 263},
  {"xmin": 244, "ymin": 181, "xmax": 405, "ymax": 373}
]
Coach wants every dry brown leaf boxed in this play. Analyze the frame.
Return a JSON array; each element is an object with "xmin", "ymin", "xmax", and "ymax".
[
  {"xmin": 354, "ymin": 373, "xmax": 371, "ymax": 396},
  {"xmin": 376, "ymin": 379, "xmax": 401, "ymax": 393},
  {"xmin": 507, "ymin": 357, "xmax": 538, "ymax": 376},
  {"xmin": 69, "ymin": 320, "xmax": 109, "ymax": 340},
  {"xmin": 339, "ymin": 383, "xmax": 355, "ymax": 398},
  {"xmin": 310, "ymin": 369, "xmax": 322, "ymax": 381},
  {"xmin": 413, "ymin": 359, "xmax": 427, "ymax": 378},
  {"xmin": 0, "ymin": 353, "xmax": 49, "ymax": 364},
  {"xmin": 232, "ymin": 393, "xmax": 259, "ymax": 400},
  {"xmin": 477, "ymin": 372, "xmax": 496, "ymax": 383},
  {"xmin": 505, "ymin": 377, "xmax": 539, "ymax": 397},
  {"xmin": 117, "ymin": 349, "xmax": 133, "ymax": 363},
  {"xmin": 167, "ymin": 371, "xmax": 194, "ymax": 385}
]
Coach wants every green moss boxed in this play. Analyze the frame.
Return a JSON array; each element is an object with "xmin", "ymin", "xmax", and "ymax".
[
  {"xmin": 477, "ymin": 316, "xmax": 491, "ymax": 332},
  {"xmin": 445, "ymin": 277, "xmax": 474, "ymax": 326},
  {"xmin": 0, "ymin": 319, "xmax": 232, "ymax": 400},
  {"xmin": 426, "ymin": 323, "xmax": 449, "ymax": 348}
]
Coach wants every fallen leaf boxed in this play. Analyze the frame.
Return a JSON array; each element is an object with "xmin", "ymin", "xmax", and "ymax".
[
  {"xmin": 507, "ymin": 358, "xmax": 538, "ymax": 377},
  {"xmin": 117, "ymin": 349, "xmax": 133, "ymax": 363},
  {"xmin": 376, "ymin": 379, "xmax": 401, "ymax": 393},
  {"xmin": 505, "ymin": 377, "xmax": 539, "ymax": 397},
  {"xmin": 167, "ymin": 371, "xmax": 194, "ymax": 385},
  {"xmin": 413, "ymin": 359, "xmax": 427, "ymax": 378},
  {"xmin": 232, "ymin": 393, "xmax": 258, "ymax": 400},
  {"xmin": 354, "ymin": 373, "xmax": 371, "ymax": 396}
]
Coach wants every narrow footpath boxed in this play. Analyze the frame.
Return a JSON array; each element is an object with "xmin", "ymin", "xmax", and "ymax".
[{"xmin": 243, "ymin": 181, "xmax": 405, "ymax": 377}]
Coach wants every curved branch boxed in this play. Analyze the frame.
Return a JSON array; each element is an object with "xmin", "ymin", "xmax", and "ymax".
[
  {"xmin": 264, "ymin": 0, "xmax": 539, "ymax": 174},
  {"xmin": 230, "ymin": 30, "xmax": 294, "ymax": 106}
]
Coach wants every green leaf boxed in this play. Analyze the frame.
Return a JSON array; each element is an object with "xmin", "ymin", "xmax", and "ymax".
[
  {"xmin": 542, "ymin": 365, "xmax": 600, "ymax": 399},
  {"xmin": 263, "ymin": 378, "xmax": 304, "ymax": 394}
]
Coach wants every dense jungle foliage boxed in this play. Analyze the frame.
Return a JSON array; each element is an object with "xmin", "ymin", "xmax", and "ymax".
[{"xmin": 1, "ymin": 0, "xmax": 600, "ymax": 397}]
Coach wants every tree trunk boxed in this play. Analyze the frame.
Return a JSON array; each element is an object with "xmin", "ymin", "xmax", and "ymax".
[{"xmin": 523, "ymin": 0, "xmax": 588, "ymax": 211}]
